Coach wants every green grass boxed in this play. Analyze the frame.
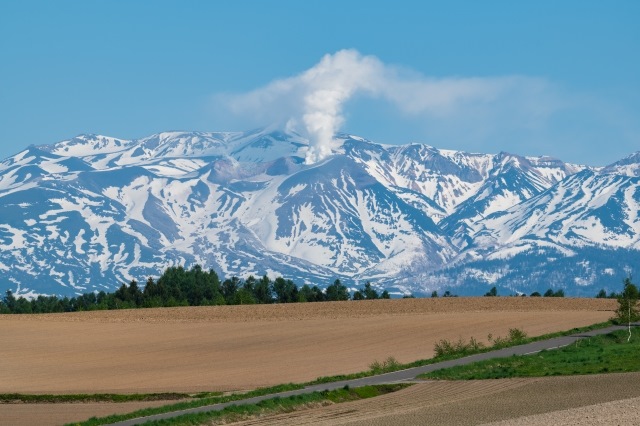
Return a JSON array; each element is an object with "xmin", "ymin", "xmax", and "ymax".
[
  {"xmin": 420, "ymin": 329, "xmax": 640, "ymax": 380},
  {"xmin": 66, "ymin": 384, "xmax": 409, "ymax": 426},
  {"xmin": 65, "ymin": 383, "xmax": 304, "ymax": 426},
  {"xmin": 0, "ymin": 392, "xmax": 221, "ymax": 404},
  {"xmin": 121, "ymin": 384, "xmax": 409, "ymax": 426}
]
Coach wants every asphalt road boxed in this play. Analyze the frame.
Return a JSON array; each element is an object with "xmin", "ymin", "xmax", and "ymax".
[{"xmin": 109, "ymin": 323, "xmax": 634, "ymax": 426}]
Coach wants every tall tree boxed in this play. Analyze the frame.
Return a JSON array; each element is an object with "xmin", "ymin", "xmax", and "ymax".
[
  {"xmin": 325, "ymin": 279, "xmax": 349, "ymax": 301},
  {"xmin": 613, "ymin": 276, "xmax": 639, "ymax": 325}
]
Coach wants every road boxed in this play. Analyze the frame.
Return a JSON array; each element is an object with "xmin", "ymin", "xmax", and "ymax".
[{"xmin": 109, "ymin": 323, "xmax": 633, "ymax": 426}]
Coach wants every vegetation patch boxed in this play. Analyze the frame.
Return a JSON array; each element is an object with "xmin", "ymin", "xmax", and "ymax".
[
  {"xmin": 311, "ymin": 322, "xmax": 610, "ymax": 385},
  {"xmin": 67, "ymin": 384, "xmax": 409, "ymax": 426},
  {"xmin": 420, "ymin": 329, "xmax": 640, "ymax": 380}
]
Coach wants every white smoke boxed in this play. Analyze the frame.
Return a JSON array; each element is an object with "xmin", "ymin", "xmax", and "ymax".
[{"xmin": 222, "ymin": 49, "xmax": 558, "ymax": 164}]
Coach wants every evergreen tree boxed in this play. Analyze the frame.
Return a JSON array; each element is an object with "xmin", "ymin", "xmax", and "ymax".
[
  {"xmin": 222, "ymin": 277, "xmax": 240, "ymax": 305},
  {"xmin": 3, "ymin": 290, "xmax": 16, "ymax": 312},
  {"xmin": 325, "ymin": 279, "xmax": 349, "ymax": 301},
  {"xmin": 273, "ymin": 277, "xmax": 298, "ymax": 303},
  {"xmin": 253, "ymin": 275, "xmax": 273, "ymax": 304},
  {"xmin": 484, "ymin": 286, "xmax": 498, "ymax": 297},
  {"xmin": 362, "ymin": 282, "xmax": 380, "ymax": 300},
  {"xmin": 595, "ymin": 288, "xmax": 607, "ymax": 298}
]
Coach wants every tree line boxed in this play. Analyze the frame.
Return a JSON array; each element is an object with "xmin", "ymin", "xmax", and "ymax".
[{"xmin": 0, "ymin": 265, "xmax": 389, "ymax": 314}]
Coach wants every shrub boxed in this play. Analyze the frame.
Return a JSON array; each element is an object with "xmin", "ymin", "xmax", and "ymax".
[
  {"xmin": 369, "ymin": 356, "xmax": 400, "ymax": 374},
  {"xmin": 434, "ymin": 337, "xmax": 485, "ymax": 357},
  {"xmin": 507, "ymin": 328, "xmax": 528, "ymax": 343}
]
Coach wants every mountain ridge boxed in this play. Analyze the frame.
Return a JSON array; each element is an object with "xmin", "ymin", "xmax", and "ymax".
[{"xmin": 1, "ymin": 129, "xmax": 638, "ymax": 297}]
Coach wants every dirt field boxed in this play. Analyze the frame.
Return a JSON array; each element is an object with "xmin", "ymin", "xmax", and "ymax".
[
  {"xmin": 0, "ymin": 298, "xmax": 614, "ymax": 396},
  {"xmin": 229, "ymin": 373, "xmax": 640, "ymax": 425},
  {"xmin": 0, "ymin": 400, "xmax": 173, "ymax": 426}
]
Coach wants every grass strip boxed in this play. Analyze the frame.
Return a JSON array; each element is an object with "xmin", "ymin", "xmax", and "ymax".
[
  {"xmin": 307, "ymin": 321, "xmax": 613, "ymax": 384},
  {"xmin": 420, "ymin": 329, "xmax": 640, "ymax": 380},
  {"xmin": 65, "ymin": 383, "xmax": 304, "ymax": 426},
  {"xmin": 0, "ymin": 392, "xmax": 221, "ymax": 404},
  {"xmin": 81, "ymin": 384, "xmax": 410, "ymax": 426}
]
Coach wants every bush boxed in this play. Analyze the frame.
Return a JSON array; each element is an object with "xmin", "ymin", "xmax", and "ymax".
[
  {"xmin": 434, "ymin": 337, "xmax": 485, "ymax": 357},
  {"xmin": 507, "ymin": 327, "xmax": 528, "ymax": 343},
  {"xmin": 368, "ymin": 356, "xmax": 400, "ymax": 374}
]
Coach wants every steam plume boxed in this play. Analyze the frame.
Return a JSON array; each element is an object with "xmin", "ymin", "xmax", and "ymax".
[{"xmin": 223, "ymin": 49, "xmax": 556, "ymax": 164}]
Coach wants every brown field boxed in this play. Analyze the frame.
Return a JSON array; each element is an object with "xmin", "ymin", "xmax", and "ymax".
[
  {"xmin": 0, "ymin": 298, "xmax": 614, "ymax": 395},
  {"xmin": 0, "ymin": 400, "xmax": 173, "ymax": 426},
  {"xmin": 0, "ymin": 298, "xmax": 617, "ymax": 425},
  {"xmin": 229, "ymin": 373, "xmax": 640, "ymax": 425}
]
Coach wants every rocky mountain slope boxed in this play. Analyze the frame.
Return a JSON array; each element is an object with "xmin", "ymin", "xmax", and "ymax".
[{"xmin": 0, "ymin": 130, "xmax": 637, "ymax": 297}]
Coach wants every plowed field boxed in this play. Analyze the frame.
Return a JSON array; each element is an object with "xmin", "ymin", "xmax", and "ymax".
[
  {"xmin": 0, "ymin": 298, "xmax": 614, "ymax": 395},
  {"xmin": 228, "ymin": 373, "xmax": 640, "ymax": 425}
]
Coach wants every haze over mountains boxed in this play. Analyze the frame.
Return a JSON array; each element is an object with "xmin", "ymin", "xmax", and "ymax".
[{"xmin": 0, "ymin": 129, "xmax": 638, "ymax": 297}]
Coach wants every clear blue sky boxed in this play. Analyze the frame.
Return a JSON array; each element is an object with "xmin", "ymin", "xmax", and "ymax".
[{"xmin": 1, "ymin": 1, "xmax": 638, "ymax": 165}]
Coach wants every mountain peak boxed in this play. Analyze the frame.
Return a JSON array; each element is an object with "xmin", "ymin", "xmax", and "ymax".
[{"xmin": 602, "ymin": 151, "xmax": 640, "ymax": 176}]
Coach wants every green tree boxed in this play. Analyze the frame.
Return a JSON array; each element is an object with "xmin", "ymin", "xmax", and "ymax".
[
  {"xmin": 3, "ymin": 290, "xmax": 16, "ymax": 313},
  {"xmin": 222, "ymin": 277, "xmax": 240, "ymax": 305},
  {"xmin": 362, "ymin": 282, "xmax": 380, "ymax": 300},
  {"xmin": 298, "ymin": 284, "xmax": 324, "ymax": 302},
  {"xmin": 431, "ymin": 291, "xmax": 438, "ymax": 298},
  {"xmin": 273, "ymin": 277, "xmax": 298, "ymax": 303},
  {"xmin": 14, "ymin": 297, "xmax": 32, "ymax": 314},
  {"xmin": 613, "ymin": 277, "xmax": 639, "ymax": 325},
  {"xmin": 325, "ymin": 279, "xmax": 349, "ymax": 301},
  {"xmin": 484, "ymin": 286, "xmax": 498, "ymax": 297},
  {"xmin": 595, "ymin": 289, "xmax": 608, "ymax": 298},
  {"xmin": 0, "ymin": 298, "xmax": 9, "ymax": 314},
  {"xmin": 234, "ymin": 287, "xmax": 257, "ymax": 305},
  {"xmin": 253, "ymin": 275, "xmax": 273, "ymax": 304}
]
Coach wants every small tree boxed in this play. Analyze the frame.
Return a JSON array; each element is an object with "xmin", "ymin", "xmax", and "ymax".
[
  {"xmin": 484, "ymin": 286, "xmax": 498, "ymax": 297},
  {"xmin": 613, "ymin": 277, "xmax": 639, "ymax": 325},
  {"xmin": 362, "ymin": 282, "xmax": 380, "ymax": 300}
]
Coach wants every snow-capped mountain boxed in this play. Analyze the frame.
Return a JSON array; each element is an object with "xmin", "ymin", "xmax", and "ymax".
[{"xmin": 0, "ymin": 129, "xmax": 638, "ymax": 297}]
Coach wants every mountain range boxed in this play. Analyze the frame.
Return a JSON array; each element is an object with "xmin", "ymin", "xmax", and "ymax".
[{"xmin": 1, "ymin": 129, "xmax": 638, "ymax": 297}]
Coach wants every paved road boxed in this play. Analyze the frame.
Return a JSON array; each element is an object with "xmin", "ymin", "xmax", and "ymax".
[{"xmin": 109, "ymin": 323, "xmax": 634, "ymax": 426}]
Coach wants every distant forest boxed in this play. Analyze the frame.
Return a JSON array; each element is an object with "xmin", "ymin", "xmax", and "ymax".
[{"xmin": 0, "ymin": 265, "xmax": 390, "ymax": 314}]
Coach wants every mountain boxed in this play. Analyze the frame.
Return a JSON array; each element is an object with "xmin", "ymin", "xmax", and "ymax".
[{"xmin": 0, "ymin": 129, "xmax": 637, "ymax": 297}]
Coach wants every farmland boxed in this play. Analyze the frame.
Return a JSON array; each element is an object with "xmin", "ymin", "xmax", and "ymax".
[{"xmin": 0, "ymin": 297, "xmax": 617, "ymax": 425}]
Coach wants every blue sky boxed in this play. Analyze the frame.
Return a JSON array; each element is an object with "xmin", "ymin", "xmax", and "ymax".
[{"xmin": 1, "ymin": 1, "xmax": 638, "ymax": 165}]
